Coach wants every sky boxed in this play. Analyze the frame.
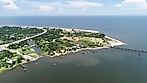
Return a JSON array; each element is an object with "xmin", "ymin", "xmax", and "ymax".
[{"xmin": 0, "ymin": 0, "xmax": 147, "ymax": 16}]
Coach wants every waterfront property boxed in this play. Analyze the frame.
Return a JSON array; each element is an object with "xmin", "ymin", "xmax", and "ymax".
[{"xmin": 0, "ymin": 25, "xmax": 125, "ymax": 73}]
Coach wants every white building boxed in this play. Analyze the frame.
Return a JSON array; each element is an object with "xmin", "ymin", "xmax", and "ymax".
[
  {"xmin": 0, "ymin": 48, "xmax": 2, "ymax": 52},
  {"xmin": 0, "ymin": 47, "xmax": 5, "ymax": 52}
]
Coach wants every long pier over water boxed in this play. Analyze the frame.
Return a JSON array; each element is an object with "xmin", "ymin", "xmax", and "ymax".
[{"xmin": 110, "ymin": 47, "xmax": 147, "ymax": 54}]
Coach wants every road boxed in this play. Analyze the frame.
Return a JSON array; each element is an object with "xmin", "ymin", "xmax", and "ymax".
[{"xmin": 0, "ymin": 28, "xmax": 47, "ymax": 49}]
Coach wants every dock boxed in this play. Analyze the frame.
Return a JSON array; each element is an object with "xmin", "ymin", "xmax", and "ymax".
[{"xmin": 111, "ymin": 47, "xmax": 147, "ymax": 53}]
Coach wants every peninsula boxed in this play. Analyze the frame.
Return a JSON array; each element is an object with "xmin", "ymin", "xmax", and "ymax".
[{"xmin": 0, "ymin": 25, "xmax": 125, "ymax": 73}]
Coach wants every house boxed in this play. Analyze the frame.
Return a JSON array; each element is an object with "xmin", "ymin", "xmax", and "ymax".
[
  {"xmin": 0, "ymin": 47, "xmax": 3, "ymax": 52},
  {"xmin": 0, "ymin": 47, "xmax": 5, "ymax": 52}
]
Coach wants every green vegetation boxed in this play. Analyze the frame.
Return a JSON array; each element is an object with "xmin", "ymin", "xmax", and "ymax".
[
  {"xmin": 77, "ymin": 39, "xmax": 102, "ymax": 48},
  {"xmin": 73, "ymin": 31, "xmax": 106, "ymax": 38},
  {"xmin": 0, "ymin": 26, "xmax": 43, "ymax": 72},
  {"xmin": 33, "ymin": 29, "xmax": 65, "ymax": 54},
  {"xmin": 8, "ymin": 41, "xmax": 28, "ymax": 49},
  {"xmin": 0, "ymin": 50, "xmax": 24, "ymax": 71},
  {"xmin": 33, "ymin": 28, "xmax": 111, "ymax": 56},
  {"xmin": 0, "ymin": 26, "xmax": 113, "ymax": 73},
  {"xmin": 0, "ymin": 26, "xmax": 43, "ymax": 45}
]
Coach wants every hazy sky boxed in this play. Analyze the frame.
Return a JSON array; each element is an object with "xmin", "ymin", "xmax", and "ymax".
[{"xmin": 0, "ymin": 0, "xmax": 147, "ymax": 16}]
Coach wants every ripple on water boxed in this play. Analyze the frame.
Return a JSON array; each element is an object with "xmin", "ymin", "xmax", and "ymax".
[{"xmin": 48, "ymin": 51, "xmax": 102, "ymax": 67}]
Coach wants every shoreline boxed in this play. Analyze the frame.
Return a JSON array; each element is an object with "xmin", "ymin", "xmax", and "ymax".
[
  {"xmin": 49, "ymin": 28, "xmax": 126, "ymax": 58},
  {"xmin": 0, "ymin": 56, "xmax": 41, "ymax": 73},
  {"xmin": 0, "ymin": 25, "xmax": 126, "ymax": 73},
  {"xmin": 49, "ymin": 36, "xmax": 125, "ymax": 58}
]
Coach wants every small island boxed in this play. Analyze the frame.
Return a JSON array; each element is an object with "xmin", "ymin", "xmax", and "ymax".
[{"xmin": 0, "ymin": 25, "xmax": 125, "ymax": 73}]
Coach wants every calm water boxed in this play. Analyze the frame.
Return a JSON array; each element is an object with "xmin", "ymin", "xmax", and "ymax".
[{"xmin": 0, "ymin": 16, "xmax": 147, "ymax": 83}]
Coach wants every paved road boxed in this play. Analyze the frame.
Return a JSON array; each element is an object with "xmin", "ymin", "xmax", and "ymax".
[{"xmin": 0, "ymin": 29, "xmax": 47, "ymax": 49}]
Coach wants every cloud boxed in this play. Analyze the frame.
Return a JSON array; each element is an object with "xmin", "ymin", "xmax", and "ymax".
[
  {"xmin": 1, "ymin": 0, "xmax": 19, "ymax": 10},
  {"xmin": 38, "ymin": 5, "xmax": 57, "ymax": 12},
  {"xmin": 36, "ymin": 1, "xmax": 103, "ymax": 12},
  {"xmin": 115, "ymin": 0, "xmax": 147, "ymax": 10},
  {"xmin": 122, "ymin": 0, "xmax": 146, "ymax": 4},
  {"xmin": 0, "ymin": 0, "xmax": 147, "ymax": 16},
  {"xmin": 67, "ymin": 1, "xmax": 103, "ymax": 11}
]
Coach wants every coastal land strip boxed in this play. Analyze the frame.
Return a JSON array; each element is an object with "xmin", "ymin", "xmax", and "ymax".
[{"xmin": 0, "ymin": 25, "xmax": 125, "ymax": 73}]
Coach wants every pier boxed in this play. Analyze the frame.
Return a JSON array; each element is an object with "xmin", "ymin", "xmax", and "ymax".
[{"xmin": 111, "ymin": 47, "xmax": 147, "ymax": 53}]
